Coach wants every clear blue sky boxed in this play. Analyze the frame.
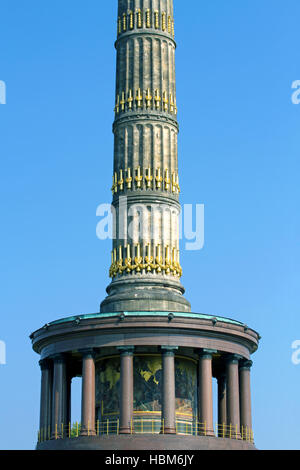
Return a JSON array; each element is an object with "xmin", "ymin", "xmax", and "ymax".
[{"xmin": 0, "ymin": 0, "xmax": 299, "ymax": 450}]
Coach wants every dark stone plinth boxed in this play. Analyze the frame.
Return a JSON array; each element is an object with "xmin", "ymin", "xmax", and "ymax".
[
  {"xmin": 36, "ymin": 434, "xmax": 256, "ymax": 451},
  {"xmin": 100, "ymin": 277, "xmax": 191, "ymax": 314}
]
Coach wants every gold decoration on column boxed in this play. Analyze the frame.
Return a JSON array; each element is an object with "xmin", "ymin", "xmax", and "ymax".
[
  {"xmin": 112, "ymin": 167, "xmax": 180, "ymax": 194},
  {"xmin": 122, "ymin": 13, "xmax": 127, "ymax": 32},
  {"xmin": 116, "ymin": 11, "xmax": 175, "ymax": 37},
  {"xmin": 154, "ymin": 89, "xmax": 161, "ymax": 109},
  {"xmin": 144, "ymin": 244, "xmax": 154, "ymax": 272},
  {"xmin": 109, "ymin": 250, "xmax": 115, "ymax": 278},
  {"xmin": 127, "ymin": 89, "xmax": 133, "ymax": 110},
  {"xmin": 136, "ymin": 9, "xmax": 142, "ymax": 28},
  {"xmin": 114, "ymin": 94, "xmax": 120, "ymax": 114},
  {"xmin": 165, "ymin": 246, "xmax": 171, "ymax": 274},
  {"xmin": 118, "ymin": 169, "xmax": 124, "ymax": 191},
  {"xmin": 109, "ymin": 243, "xmax": 183, "ymax": 279},
  {"xmin": 115, "ymin": 88, "xmax": 177, "ymax": 114},
  {"xmin": 172, "ymin": 172, "xmax": 176, "ymax": 193},
  {"xmin": 168, "ymin": 16, "xmax": 172, "ymax": 34},
  {"xmin": 135, "ymin": 166, "xmax": 143, "ymax": 188},
  {"xmin": 111, "ymin": 172, "xmax": 118, "ymax": 194},
  {"xmin": 134, "ymin": 243, "xmax": 143, "ymax": 272},
  {"xmin": 136, "ymin": 88, "xmax": 143, "ymax": 108},
  {"xmin": 174, "ymin": 98, "xmax": 178, "ymax": 115},
  {"xmin": 162, "ymin": 12, "xmax": 166, "ymax": 31},
  {"xmin": 118, "ymin": 245, "xmax": 123, "ymax": 274},
  {"xmin": 163, "ymin": 91, "xmax": 169, "ymax": 112},
  {"xmin": 164, "ymin": 169, "xmax": 171, "ymax": 190},
  {"xmin": 129, "ymin": 11, "xmax": 134, "ymax": 30},
  {"xmin": 146, "ymin": 9, "xmax": 151, "ymax": 28},
  {"xmin": 120, "ymin": 92, "xmax": 126, "ymax": 112},
  {"xmin": 156, "ymin": 244, "xmax": 163, "ymax": 273},
  {"xmin": 155, "ymin": 168, "xmax": 163, "ymax": 189},
  {"xmin": 111, "ymin": 175, "xmax": 117, "ymax": 195},
  {"xmin": 125, "ymin": 168, "xmax": 132, "ymax": 189},
  {"xmin": 154, "ymin": 11, "xmax": 159, "ymax": 29},
  {"xmin": 172, "ymin": 248, "xmax": 178, "ymax": 276},
  {"xmin": 176, "ymin": 174, "xmax": 180, "ymax": 193},
  {"xmin": 145, "ymin": 88, "xmax": 152, "ymax": 108},
  {"xmin": 170, "ymin": 93, "xmax": 174, "ymax": 113},
  {"xmin": 125, "ymin": 244, "xmax": 132, "ymax": 273},
  {"xmin": 145, "ymin": 168, "xmax": 153, "ymax": 188}
]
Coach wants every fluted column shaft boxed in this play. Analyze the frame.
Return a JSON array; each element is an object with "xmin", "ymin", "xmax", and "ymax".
[
  {"xmin": 118, "ymin": 346, "xmax": 134, "ymax": 434},
  {"xmin": 101, "ymin": 0, "xmax": 191, "ymax": 314},
  {"xmin": 80, "ymin": 350, "xmax": 96, "ymax": 436},
  {"xmin": 226, "ymin": 354, "xmax": 241, "ymax": 438},
  {"xmin": 113, "ymin": 0, "xmax": 179, "ymax": 254},
  {"xmin": 198, "ymin": 350, "xmax": 215, "ymax": 436},
  {"xmin": 239, "ymin": 360, "xmax": 253, "ymax": 436},
  {"xmin": 161, "ymin": 346, "xmax": 177, "ymax": 434},
  {"xmin": 39, "ymin": 359, "xmax": 52, "ymax": 439}
]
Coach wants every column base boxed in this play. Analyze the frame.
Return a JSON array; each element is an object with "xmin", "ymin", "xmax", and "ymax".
[
  {"xmin": 226, "ymin": 431, "xmax": 241, "ymax": 440},
  {"xmin": 80, "ymin": 430, "xmax": 96, "ymax": 437},
  {"xmin": 161, "ymin": 427, "xmax": 176, "ymax": 434},
  {"xmin": 119, "ymin": 428, "xmax": 132, "ymax": 435},
  {"xmin": 100, "ymin": 276, "xmax": 191, "ymax": 313},
  {"xmin": 37, "ymin": 434, "xmax": 257, "ymax": 450}
]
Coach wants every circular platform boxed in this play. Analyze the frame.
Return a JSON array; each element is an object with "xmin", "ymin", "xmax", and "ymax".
[{"xmin": 36, "ymin": 434, "xmax": 256, "ymax": 451}]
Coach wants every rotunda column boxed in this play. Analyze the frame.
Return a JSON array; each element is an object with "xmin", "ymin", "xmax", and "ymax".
[
  {"xmin": 217, "ymin": 372, "xmax": 227, "ymax": 436},
  {"xmin": 80, "ymin": 349, "xmax": 96, "ymax": 436},
  {"xmin": 239, "ymin": 359, "xmax": 253, "ymax": 440},
  {"xmin": 226, "ymin": 354, "xmax": 241, "ymax": 439},
  {"xmin": 50, "ymin": 354, "xmax": 67, "ymax": 439},
  {"xmin": 39, "ymin": 359, "xmax": 52, "ymax": 441},
  {"xmin": 161, "ymin": 346, "xmax": 178, "ymax": 434},
  {"xmin": 198, "ymin": 349, "xmax": 216, "ymax": 436},
  {"xmin": 118, "ymin": 346, "xmax": 134, "ymax": 434}
]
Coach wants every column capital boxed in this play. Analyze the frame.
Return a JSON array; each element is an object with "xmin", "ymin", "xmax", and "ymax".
[
  {"xmin": 226, "ymin": 353, "xmax": 243, "ymax": 365},
  {"xmin": 198, "ymin": 348, "xmax": 217, "ymax": 360},
  {"xmin": 39, "ymin": 358, "xmax": 51, "ymax": 370},
  {"xmin": 49, "ymin": 353, "xmax": 66, "ymax": 364},
  {"xmin": 117, "ymin": 346, "xmax": 135, "ymax": 356},
  {"xmin": 239, "ymin": 359, "xmax": 253, "ymax": 371},
  {"xmin": 161, "ymin": 346, "xmax": 178, "ymax": 356},
  {"xmin": 79, "ymin": 348, "xmax": 96, "ymax": 359}
]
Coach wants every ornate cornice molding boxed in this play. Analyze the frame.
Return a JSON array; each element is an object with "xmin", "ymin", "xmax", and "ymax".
[{"xmin": 113, "ymin": 107, "xmax": 179, "ymax": 130}]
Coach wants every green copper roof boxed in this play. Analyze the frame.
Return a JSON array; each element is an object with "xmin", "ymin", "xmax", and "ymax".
[{"xmin": 48, "ymin": 311, "xmax": 245, "ymax": 327}]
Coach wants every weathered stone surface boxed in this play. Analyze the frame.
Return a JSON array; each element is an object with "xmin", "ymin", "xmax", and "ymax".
[
  {"xmin": 37, "ymin": 434, "xmax": 257, "ymax": 451},
  {"xmin": 102, "ymin": 0, "xmax": 190, "ymax": 313}
]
